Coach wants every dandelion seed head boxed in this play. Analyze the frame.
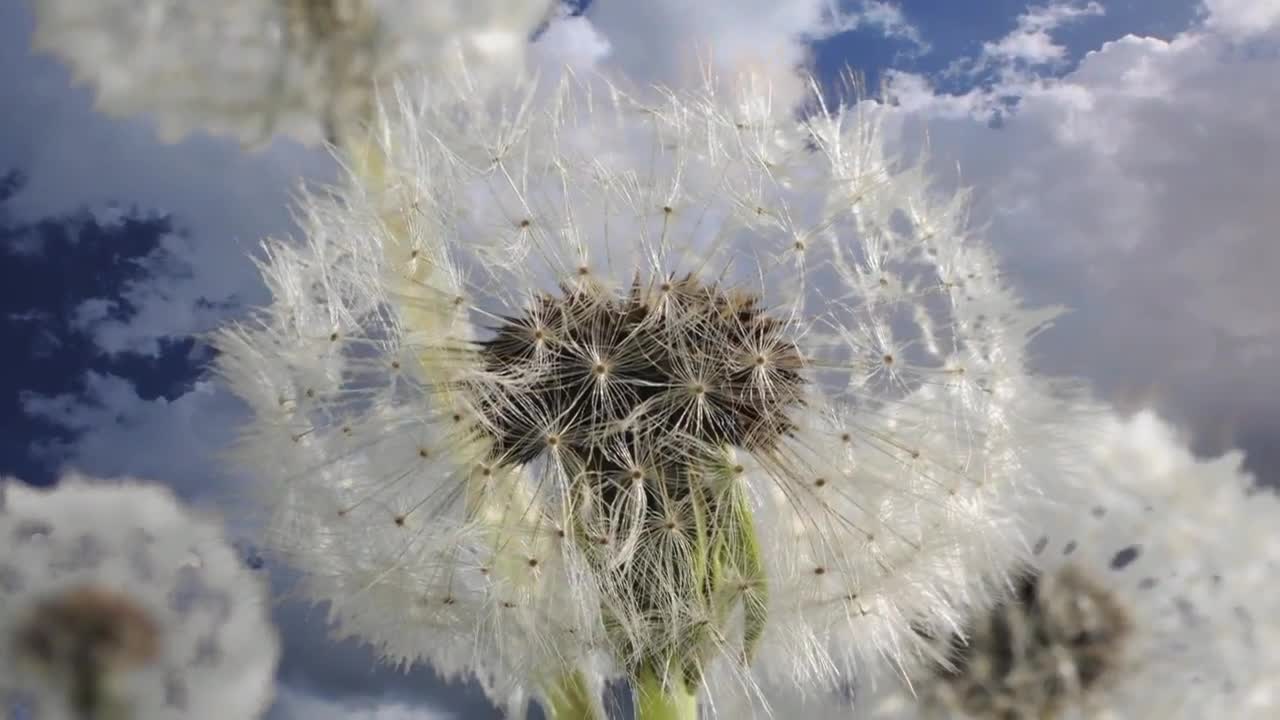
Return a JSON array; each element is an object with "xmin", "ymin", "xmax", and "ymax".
[
  {"xmin": 215, "ymin": 70, "xmax": 1073, "ymax": 710},
  {"xmin": 31, "ymin": 0, "xmax": 556, "ymax": 145},
  {"xmin": 0, "ymin": 475, "xmax": 279, "ymax": 720},
  {"xmin": 921, "ymin": 566, "xmax": 1133, "ymax": 720},
  {"xmin": 859, "ymin": 409, "xmax": 1280, "ymax": 720}
]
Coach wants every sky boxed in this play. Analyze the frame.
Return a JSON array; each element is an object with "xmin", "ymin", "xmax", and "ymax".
[{"xmin": 2, "ymin": 0, "xmax": 1278, "ymax": 717}]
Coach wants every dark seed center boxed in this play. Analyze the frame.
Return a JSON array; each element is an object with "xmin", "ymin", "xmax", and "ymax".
[
  {"xmin": 930, "ymin": 566, "xmax": 1132, "ymax": 718},
  {"xmin": 473, "ymin": 274, "xmax": 807, "ymax": 500}
]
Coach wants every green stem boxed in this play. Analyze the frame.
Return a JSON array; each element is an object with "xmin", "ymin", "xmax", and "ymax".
[
  {"xmin": 544, "ymin": 669, "xmax": 605, "ymax": 720},
  {"xmin": 634, "ymin": 666, "xmax": 698, "ymax": 720}
]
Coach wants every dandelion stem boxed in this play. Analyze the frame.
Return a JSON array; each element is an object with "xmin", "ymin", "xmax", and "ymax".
[
  {"xmin": 634, "ymin": 666, "xmax": 698, "ymax": 720},
  {"xmin": 545, "ymin": 668, "xmax": 605, "ymax": 720}
]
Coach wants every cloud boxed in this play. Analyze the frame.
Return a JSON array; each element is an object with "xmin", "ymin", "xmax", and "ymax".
[
  {"xmin": 871, "ymin": 6, "xmax": 1280, "ymax": 471},
  {"xmin": 980, "ymin": 1, "xmax": 1105, "ymax": 65},
  {"xmin": 580, "ymin": 0, "xmax": 926, "ymax": 107},
  {"xmin": 822, "ymin": 1, "xmax": 931, "ymax": 55},
  {"xmin": 929, "ymin": 1, "xmax": 1106, "ymax": 107},
  {"xmin": 20, "ymin": 374, "xmax": 248, "ymax": 512},
  {"xmin": 1202, "ymin": 0, "xmax": 1280, "ymax": 37}
]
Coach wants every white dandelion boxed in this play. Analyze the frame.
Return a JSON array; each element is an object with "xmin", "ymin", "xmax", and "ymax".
[
  {"xmin": 213, "ymin": 70, "xmax": 1075, "ymax": 717},
  {"xmin": 857, "ymin": 409, "xmax": 1280, "ymax": 720},
  {"xmin": 0, "ymin": 473, "xmax": 280, "ymax": 720},
  {"xmin": 31, "ymin": 0, "xmax": 556, "ymax": 146}
]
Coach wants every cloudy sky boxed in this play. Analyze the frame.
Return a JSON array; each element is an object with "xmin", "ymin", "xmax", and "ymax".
[{"xmin": 2, "ymin": 0, "xmax": 1277, "ymax": 717}]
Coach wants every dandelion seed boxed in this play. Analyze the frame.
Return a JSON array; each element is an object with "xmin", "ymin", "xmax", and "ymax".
[
  {"xmin": 215, "ymin": 71, "xmax": 1073, "ymax": 715},
  {"xmin": 0, "ymin": 474, "xmax": 279, "ymax": 720},
  {"xmin": 31, "ymin": 0, "xmax": 556, "ymax": 145}
]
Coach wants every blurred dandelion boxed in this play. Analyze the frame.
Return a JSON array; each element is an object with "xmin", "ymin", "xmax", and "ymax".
[
  {"xmin": 214, "ymin": 70, "xmax": 1074, "ymax": 718},
  {"xmin": 858, "ymin": 410, "xmax": 1280, "ymax": 720},
  {"xmin": 31, "ymin": 0, "xmax": 555, "ymax": 146},
  {"xmin": 0, "ymin": 473, "xmax": 279, "ymax": 720}
]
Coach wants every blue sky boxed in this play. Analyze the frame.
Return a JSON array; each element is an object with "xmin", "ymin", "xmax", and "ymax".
[
  {"xmin": 4, "ymin": 1, "xmax": 1279, "ymax": 717},
  {"xmin": 815, "ymin": 0, "xmax": 1204, "ymax": 91}
]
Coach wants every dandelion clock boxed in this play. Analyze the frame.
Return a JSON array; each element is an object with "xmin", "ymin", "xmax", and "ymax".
[
  {"xmin": 214, "ymin": 71, "xmax": 1077, "ymax": 718},
  {"xmin": 31, "ymin": 0, "xmax": 556, "ymax": 145},
  {"xmin": 858, "ymin": 410, "xmax": 1280, "ymax": 720},
  {"xmin": 0, "ymin": 474, "xmax": 279, "ymax": 720}
]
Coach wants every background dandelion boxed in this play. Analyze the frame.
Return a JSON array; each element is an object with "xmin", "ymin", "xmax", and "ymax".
[
  {"xmin": 855, "ymin": 408, "xmax": 1280, "ymax": 720},
  {"xmin": 30, "ymin": 0, "xmax": 557, "ymax": 145},
  {"xmin": 0, "ymin": 473, "xmax": 279, "ymax": 720},
  {"xmin": 214, "ymin": 68, "xmax": 1079, "ymax": 717}
]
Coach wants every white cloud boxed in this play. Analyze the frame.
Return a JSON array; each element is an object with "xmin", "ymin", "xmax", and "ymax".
[
  {"xmin": 580, "ymin": 0, "xmax": 925, "ymax": 108},
  {"xmin": 20, "ymin": 373, "xmax": 257, "ymax": 525},
  {"xmin": 75, "ymin": 229, "xmax": 258, "ymax": 356},
  {"xmin": 1203, "ymin": 0, "xmax": 1280, "ymax": 37},
  {"xmin": 876, "ymin": 9, "xmax": 1280, "ymax": 453},
  {"xmin": 983, "ymin": 2, "xmax": 1105, "ymax": 66},
  {"xmin": 69, "ymin": 296, "xmax": 114, "ymax": 333},
  {"xmin": 933, "ymin": 1, "xmax": 1105, "ymax": 103},
  {"xmin": 830, "ymin": 1, "xmax": 931, "ymax": 53}
]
